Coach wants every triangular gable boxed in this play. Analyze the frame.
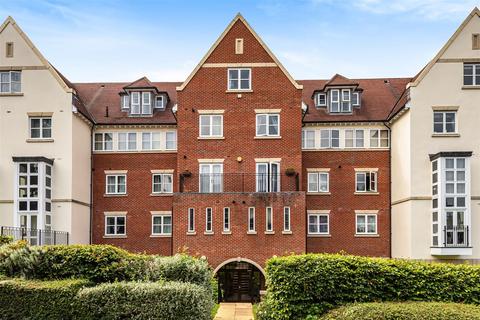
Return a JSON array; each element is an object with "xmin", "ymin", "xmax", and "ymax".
[
  {"xmin": 123, "ymin": 76, "xmax": 156, "ymax": 89},
  {"xmin": 176, "ymin": 13, "xmax": 302, "ymax": 91},
  {"xmin": 409, "ymin": 7, "xmax": 480, "ymax": 87},
  {"xmin": 324, "ymin": 73, "xmax": 358, "ymax": 87},
  {"xmin": 0, "ymin": 16, "xmax": 73, "ymax": 93}
]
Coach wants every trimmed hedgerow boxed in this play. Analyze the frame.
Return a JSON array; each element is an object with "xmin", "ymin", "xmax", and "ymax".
[
  {"xmin": 76, "ymin": 281, "xmax": 213, "ymax": 320},
  {"xmin": 321, "ymin": 302, "xmax": 480, "ymax": 320},
  {"xmin": 0, "ymin": 278, "xmax": 91, "ymax": 320},
  {"xmin": 257, "ymin": 253, "xmax": 480, "ymax": 320}
]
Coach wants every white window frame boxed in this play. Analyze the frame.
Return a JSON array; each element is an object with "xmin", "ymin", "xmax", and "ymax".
[
  {"xmin": 308, "ymin": 213, "xmax": 329, "ymax": 235},
  {"xmin": 118, "ymin": 132, "xmax": 137, "ymax": 151},
  {"xmin": 121, "ymin": 95, "xmax": 130, "ymax": 109},
  {"xmin": 345, "ymin": 129, "xmax": 364, "ymax": 148},
  {"xmin": 320, "ymin": 129, "xmax": 340, "ymax": 149},
  {"xmin": 463, "ymin": 63, "xmax": 480, "ymax": 86},
  {"xmin": 188, "ymin": 208, "xmax": 195, "ymax": 233},
  {"xmin": 283, "ymin": 207, "xmax": 291, "ymax": 232},
  {"xmin": 151, "ymin": 214, "xmax": 172, "ymax": 235},
  {"xmin": 141, "ymin": 92, "xmax": 152, "ymax": 114},
  {"xmin": 256, "ymin": 114, "xmax": 280, "ymax": 137},
  {"xmin": 199, "ymin": 163, "xmax": 223, "ymax": 193},
  {"xmin": 228, "ymin": 68, "xmax": 251, "ymax": 90},
  {"xmin": 355, "ymin": 213, "xmax": 377, "ymax": 235},
  {"xmin": 205, "ymin": 207, "xmax": 213, "ymax": 233},
  {"xmin": 29, "ymin": 117, "xmax": 52, "ymax": 139},
  {"xmin": 266, "ymin": 207, "xmax": 273, "ymax": 232},
  {"xmin": 130, "ymin": 92, "xmax": 141, "ymax": 115},
  {"xmin": 94, "ymin": 132, "xmax": 113, "ymax": 151},
  {"xmin": 248, "ymin": 207, "xmax": 255, "ymax": 232},
  {"xmin": 142, "ymin": 132, "xmax": 161, "ymax": 150},
  {"xmin": 256, "ymin": 162, "xmax": 281, "ymax": 192},
  {"xmin": 307, "ymin": 172, "xmax": 329, "ymax": 193},
  {"xmin": 355, "ymin": 171, "xmax": 377, "ymax": 193},
  {"xmin": 352, "ymin": 92, "xmax": 360, "ymax": 106},
  {"xmin": 199, "ymin": 115, "xmax": 223, "ymax": 138},
  {"xmin": 341, "ymin": 89, "xmax": 351, "ymax": 113},
  {"xmin": 105, "ymin": 216, "xmax": 126, "ymax": 236},
  {"xmin": 152, "ymin": 173, "xmax": 173, "ymax": 194},
  {"xmin": 302, "ymin": 129, "xmax": 316, "ymax": 149},
  {"xmin": 166, "ymin": 131, "xmax": 177, "ymax": 150},
  {"xmin": 223, "ymin": 207, "xmax": 230, "ymax": 232},
  {"xmin": 0, "ymin": 71, "xmax": 21, "ymax": 93},
  {"xmin": 330, "ymin": 89, "xmax": 340, "ymax": 113},
  {"xmin": 369, "ymin": 129, "xmax": 389, "ymax": 148},
  {"xmin": 433, "ymin": 111, "xmax": 457, "ymax": 134},
  {"xmin": 316, "ymin": 93, "xmax": 326, "ymax": 107},
  {"xmin": 155, "ymin": 95, "xmax": 164, "ymax": 109},
  {"xmin": 105, "ymin": 174, "xmax": 127, "ymax": 195}
]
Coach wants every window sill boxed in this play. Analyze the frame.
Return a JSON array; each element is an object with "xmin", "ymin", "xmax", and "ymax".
[
  {"xmin": 222, "ymin": 231, "xmax": 232, "ymax": 235},
  {"xmin": 103, "ymin": 235, "xmax": 127, "ymax": 239},
  {"xmin": 354, "ymin": 192, "xmax": 379, "ymax": 195},
  {"xmin": 431, "ymin": 133, "xmax": 460, "ymax": 138},
  {"xmin": 225, "ymin": 89, "xmax": 253, "ymax": 93},
  {"xmin": 307, "ymin": 192, "xmax": 331, "ymax": 196},
  {"xmin": 355, "ymin": 234, "xmax": 379, "ymax": 238},
  {"xmin": 264, "ymin": 231, "xmax": 275, "ymax": 235},
  {"xmin": 282, "ymin": 230, "xmax": 292, "ymax": 235},
  {"xmin": 462, "ymin": 85, "xmax": 480, "ymax": 90},
  {"xmin": 150, "ymin": 234, "xmax": 172, "ymax": 238},
  {"xmin": 104, "ymin": 194, "xmax": 128, "ymax": 197},
  {"xmin": 254, "ymin": 136, "xmax": 281, "ymax": 140},
  {"xmin": 307, "ymin": 234, "xmax": 331, "ymax": 238},
  {"xmin": 0, "ymin": 92, "xmax": 23, "ymax": 96},
  {"xmin": 26, "ymin": 138, "xmax": 54, "ymax": 143},
  {"xmin": 186, "ymin": 231, "xmax": 196, "ymax": 236},
  {"xmin": 247, "ymin": 231, "xmax": 257, "ymax": 235},
  {"xmin": 204, "ymin": 231, "xmax": 214, "ymax": 236},
  {"xmin": 197, "ymin": 136, "xmax": 225, "ymax": 140},
  {"xmin": 150, "ymin": 193, "xmax": 173, "ymax": 197}
]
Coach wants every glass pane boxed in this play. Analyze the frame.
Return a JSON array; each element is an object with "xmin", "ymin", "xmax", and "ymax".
[
  {"xmin": 42, "ymin": 118, "xmax": 51, "ymax": 128},
  {"xmin": 446, "ymin": 159, "xmax": 454, "ymax": 168}
]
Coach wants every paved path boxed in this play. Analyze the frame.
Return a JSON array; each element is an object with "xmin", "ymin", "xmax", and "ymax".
[{"xmin": 214, "ymin": 303, "xmax": 254, "ymax": 320}]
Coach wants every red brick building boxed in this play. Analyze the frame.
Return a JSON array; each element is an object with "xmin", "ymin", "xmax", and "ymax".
[{"xmin": 72, "ymin": 14, "xmax": 410, "ymax": 302}]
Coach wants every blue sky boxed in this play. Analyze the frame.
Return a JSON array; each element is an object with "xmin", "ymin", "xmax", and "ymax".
[{"xmin": 1, "ymin": 0, "xmax": 478, "ymax": 82}]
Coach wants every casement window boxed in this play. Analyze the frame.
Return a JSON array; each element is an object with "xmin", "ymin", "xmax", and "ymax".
[
  {"xmin": 166, "ymin": 131, "xmax": 177, "ymax": 150},
  {"xmin": 105, "ymin": 216, "xmax": 126, "ymax": 235},
  {"xmin": 94, "ymin": 133, "xmax": 113, "ymax": 151},
  {"xmin": 29, "ymin": 117, "xmax": 52, "ymax": 139},
  {"xmin": 433, "ymin": 111, "xmax": 456, "ymax": 134},
  {"xmin": 118, "ymin": 132, "xmax": 137, "ymax": 150},
  {"xmin": 345, "ymin": 129, "xmax": 364, "ymax": 148},
  {"xmin": 369, "ymin": 129, "xmax": 389, "ymax": 148},
  {"xmin": 188, "ymin": 208, "xmax": 195, "ymax": 233},
  {"xmin": 463, "ymin": 63, "xmax": 480, "ymax": 86},
  {"xmin": 266, "ymin": 207, "xmax": 273, "ymax": 232},
  {"xmin": 199, "ymin": 163, "xmax": 223, "ymax": 193},
  {"xmin": 106, "ymin": 175, "xmax": 126, "ymax": 194},
  {"xmin": 352, "ymin": 92, "xmax": 360, "ymax": 106},
  {"xmin": 356, "ymin": 171, "xmax": 377, "ymax": 192},
  {"xmin": 356, "ymin": 214, "xmax": 377, "ymax": 234},
  {"xmin": 142, "ymin": 132, "xmax": 161, "ymax": 150},
  {"xmin": 223, "ymin": 207, "xmax": 231, "ymax": 232},
  {"xmin": 307, "ymin": 172, "xmax": 329, "ymax": 193},
  {"xmin": 330, "ymin": 89, "xmax": 340, "ymax": 112},
  {"xmin": 152, "ymin": 214, "xmax": 172, "ymax": 235},
  {"xmin": 142, "ymin": 92, "xmax": 152, "ymax": 114},
  {"xmin": 316, "ymin": 93, "xmax": 326, "ymax": 107},
  {"xmin": 320, "ymin": 129, "xmax": 340, "ymax": 148},
  {"xmin": 200, "ymin": 115, "xmax": 223, "ymax": 137},
  {"xmin": 341, "ymin": 89, "xmax": 351, "ymax": 112},
  {"xmin": 0, "ymin": 71, "xmax": 21, "ymax": 93},
  {"xmin": 152, "ymin": 174, "xmax": 173, "ymax": 193},
  {"xmin": 121, "ymin": 95, "xmax": 130, "ymax": 109},
  {"xmin": 256, "ymin": 114, "xmax": 280, "ymax": 137},
  {"xmin": 155, "ymin": 96, "xmax": 164, "ymax": 109},
  {"xmin": 228, "ymin": 68, "xmax": 251, "ymax": 90},
  {"xmin": 308, "ymin": 214, "xmax": 329, "ymax": 234},
  {"xmin": 130, "ymin": 92, "xmax": 141, "ymax": 114},
  {"xmin": 205, "ymin": 208, "xmax": 213, "ymax": 233},
  {"xmin": 283, "ymin": 207, "xmax": 291, "ymax": 232},
  {"xmin": 248, "ymin": 207, "xmax": 255, "ymax": 232},
  {"xmin": 302, "ymin": 130, "xmax": 316, "ymax": 149},
  {"xmin": 256, "ymin": 162, "xmax": 280, "ymax": 192},
  {"xmin": 17, "ymin": 163, "xmax": 39, "ymax": 212}
]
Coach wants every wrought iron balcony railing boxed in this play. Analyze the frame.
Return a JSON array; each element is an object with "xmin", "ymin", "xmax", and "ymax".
[
  {"xmin": 0, "ymin": 226, "xmax": 69, "ymax": 245},
  {"xmin": 179, "ymin": 173, "xmax": 299, "ymax": 193},
  {"xmin": 443, "ymin": 225, "xmax": 469, "ymax": 247}
]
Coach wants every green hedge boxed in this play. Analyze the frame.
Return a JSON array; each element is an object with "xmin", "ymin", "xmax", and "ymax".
[
  {"xmin": 0, "ymin": 235, "xmax": 13, "ymax": 246},
  {"xmin": 0, "ymin": 278, "xmax": 91, "ymax": 320},
  {"xmin": 76, "ymin": 281, "xmax": 213, "ymax": 320},
  {"xmin": 257, "ymin": 254, "xmax": 480, "ymax": 319},
  {"xmin": 321, "ymin": 302, "xmax": 480, "ymax": 320}
]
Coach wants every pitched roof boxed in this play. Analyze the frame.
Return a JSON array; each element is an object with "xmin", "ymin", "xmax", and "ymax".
[
  {"xmin": 73, "ymin": 82, "xmax": 179, "ymax": 125},
  {"xmin": 301, "ymin": 77, "xmax": 411, "ymax": 123},
  {"xmin": 323, "ymin": 74, "xmax": 359, "ymax": 88},
  {"xmin": 123, "ymin": 76, "xmax": 157, "ymax": 90}
]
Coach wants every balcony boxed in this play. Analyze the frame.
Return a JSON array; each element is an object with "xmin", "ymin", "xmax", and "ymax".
[
  {"xmin": 179, "ymin": 172, "xmax": 299, "ymax": 193},
  {"xmin": 431, "ymin": 225, "xmax": 472, "ymax": 256},
  {"xmin": 0, "ymin": 226, "xmax": 69, "ymax": 245}
]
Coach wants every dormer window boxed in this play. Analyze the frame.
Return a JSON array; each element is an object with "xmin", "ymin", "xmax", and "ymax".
[
  {"xmin": 121, "ymin": 95, "xmax": 129, "ymax": 110},
  {"xmin": 329, "ymin": 89, "xmax": 353, "ymax": 113},
  {"xmin": 131, "ymin": 92, "xmax": 140, "ymax": 114},
  {"xmin": 341, "ymin": 89, "xmax": 351, "ymax": 112},
  {"xmin": 316, "ymin": 93, "xmax": 326, "ymax": 107},
  {"xmin": 352, "ymin": 92, "xmax": 360, "ymax": 106},
  {"xmin": 155, "ymin": 96, "xmax": 164, "ymax": 109},
  {"xmin": 142, "ymin": 92, "xmax": 151, "ymax": 114},
  {"xmin": 330, "ymin": 89, "xmax": 340, "ymax": 112}
]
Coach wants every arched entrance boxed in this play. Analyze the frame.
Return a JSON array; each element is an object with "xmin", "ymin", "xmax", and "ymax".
[{"xmin": 215, "ymin": 259, "xmax": 266, "ymax": 303}]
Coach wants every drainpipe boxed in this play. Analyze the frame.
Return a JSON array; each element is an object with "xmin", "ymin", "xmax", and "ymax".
[
  {"xmin": 89, "ymin": 124, "xmax": 94, "ymax": 244},
  {"xmin": 384, "ymin": 121, "xmax": 392, "ymax": 258}
]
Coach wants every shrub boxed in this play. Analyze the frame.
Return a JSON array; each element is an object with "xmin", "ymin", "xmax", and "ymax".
[
  {"xmin": 321, "ymin": 302, "xmax": 480, "ymax": 320},
  {"xmin": 76, "ymin": 281, "xmax": 213, "ymax": 320},
  {"xmin": 0, "ymin": 235, "xmax": 13, "ymax": 246},
  {"xmin": 0, "ymin": 278, "xmax": 91, "ymax": 320},
  {"xmin": 258, "ymin": 253, "xmax": 480, "ymax": 320}
]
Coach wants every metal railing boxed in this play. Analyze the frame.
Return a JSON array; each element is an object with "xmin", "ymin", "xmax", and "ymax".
[
  {"xmin": 443, "ymin": 225, "xmax": 469, "ymax": 247},
  {"xmin": 179, "ymin": 173, "xmax": 299, "ymax": 193},
  {"xmin": 0, "ymin": 226, "xmax": 69, "ymax": 245}
]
